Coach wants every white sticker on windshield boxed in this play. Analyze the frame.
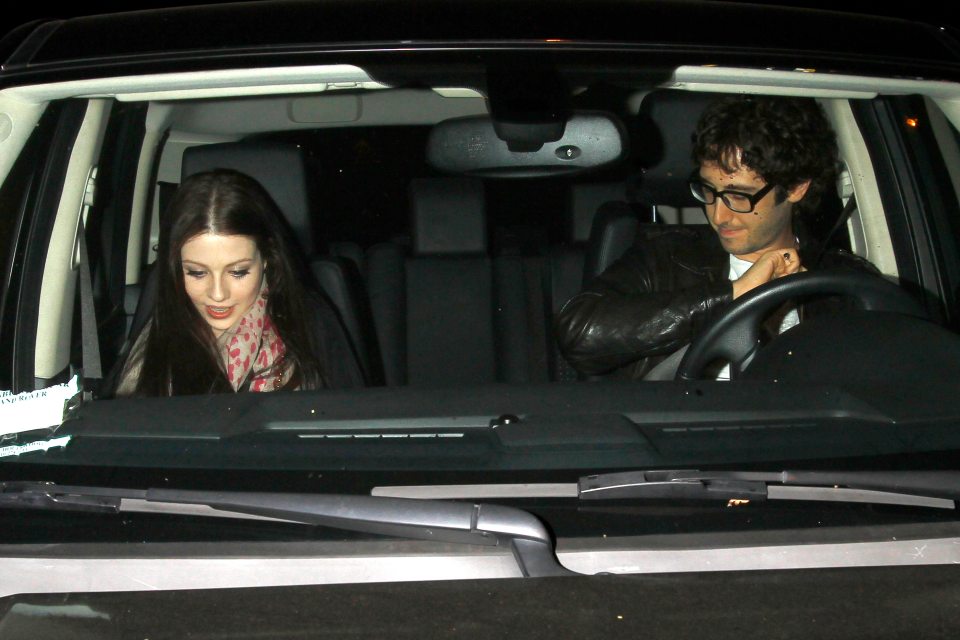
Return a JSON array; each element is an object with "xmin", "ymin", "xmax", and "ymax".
[
  {"xmin": 0, "ymin": 435, "xmax": 71, "ymax": 459},
  {"xmin": 0, "ymin": 376, "xmax": 79, "ymax": 437}
]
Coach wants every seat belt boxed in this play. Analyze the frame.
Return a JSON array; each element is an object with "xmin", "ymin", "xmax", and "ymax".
[
  {"xmin": 814, "ymin": 194, "xmax": 858, "ymax": 268},
  {"xmin": 76, "ymin": 215, "xmax": 103, "ymax": 385}
]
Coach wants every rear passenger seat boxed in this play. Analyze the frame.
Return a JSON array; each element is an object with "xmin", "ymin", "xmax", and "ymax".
[
  {"xmin": 364, "ymin": 176, "xmax": 653, "ymax": 387},
  {"xmin": 367, "ymin": 177, "xmax": 554, "ymax": 386},
  {"xmin": 369, "ymin": 178, "xmax": 493, "ymax": 385}
]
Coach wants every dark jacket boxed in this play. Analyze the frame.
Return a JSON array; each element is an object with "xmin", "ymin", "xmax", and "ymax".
[{"xmin": 555, "ymin": 226, "xmax": 876, "ymax": 379}]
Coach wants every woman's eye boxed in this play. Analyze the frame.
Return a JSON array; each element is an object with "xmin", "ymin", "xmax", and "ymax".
[
  {"xmin": 185, "ymin": 270, "xmax": 206, "ymax": 279},
  {"xmin": 230, "ymin": 269, "xmax": 251, "ymax": 279}
]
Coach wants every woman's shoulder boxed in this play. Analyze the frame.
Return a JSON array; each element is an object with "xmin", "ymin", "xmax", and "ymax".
[{"xmin": 107, "ymin": 319, "xmax": 153, "ymax": 397}]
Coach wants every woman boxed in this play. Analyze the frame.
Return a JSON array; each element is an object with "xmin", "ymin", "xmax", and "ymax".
[{"xmin": 114, "ymin": 169, "xmax": 363, "ymax": 396}]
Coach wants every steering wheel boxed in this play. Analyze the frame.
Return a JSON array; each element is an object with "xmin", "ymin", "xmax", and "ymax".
[{"xmin": 675, "ymin": 269, "xmax": 927, "ymax": 381}]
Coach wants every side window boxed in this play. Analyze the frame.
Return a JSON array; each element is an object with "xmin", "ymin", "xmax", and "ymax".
[
  {"xmin": 892, "ymin": 96, "xmax": 960, "ymax": 329},
  {"xmin": 0, "ymin": 104, "xmax": 63, "ymax": 390},
  {"xmin": 5, "ymin": 99, "xmax": 111, "ymax": 391},
  {"xmin": 821, "ymin": 98, "xmax": 894, "ymax": 270},
  {"xmin": 854, "ymin": 95, "xmax": 960, "ymax": 327},
  {"xmin": 924, "ymin": 97, "xmax": 960, "ymax": 258}
]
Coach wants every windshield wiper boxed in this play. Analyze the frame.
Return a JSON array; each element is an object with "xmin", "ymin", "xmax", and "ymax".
[
  {"xmin": 0, "ymin": 482, "xmax": 575, "ymax": 578},
  {"xmin": 578, "ymin": 470, "xmax": 960, "ymax": 509}
]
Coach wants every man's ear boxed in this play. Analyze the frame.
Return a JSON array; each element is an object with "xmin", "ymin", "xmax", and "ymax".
[{"xmin": 786, "ymin": 179, "xmax": 812, "ymax": 203}]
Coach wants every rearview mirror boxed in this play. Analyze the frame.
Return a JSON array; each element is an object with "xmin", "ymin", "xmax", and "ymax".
[{"xmin": 427, "ymin": 111, "xmax": 627, "ymax": 178}]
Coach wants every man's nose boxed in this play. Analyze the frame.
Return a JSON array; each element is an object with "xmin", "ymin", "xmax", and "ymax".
[
  {"xmin": 208, "ymin": 274, "xmax": 228, "ymax": 302},
  {"xmin": 709, "ymin": 200, "xmax": 736, "ymax": 226}
]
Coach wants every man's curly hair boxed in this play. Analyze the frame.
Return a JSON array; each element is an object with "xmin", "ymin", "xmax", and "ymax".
[{"xmin": 692, "ymin": 95, "xmax": 839, "ymax": 219}]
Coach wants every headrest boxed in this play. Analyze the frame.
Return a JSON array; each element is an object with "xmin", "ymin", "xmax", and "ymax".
[
  {"xmin": 409, "ymin": 178, "xmax": 487, "ymax": 256},
  {"xmin": 569, "ymin": 181, "xmax": 627, "ymax": 243},
  {"xmin": 181, "ymin": 141, "xmax": 315, "ymax": 254},
  {"xmin": 632, "ymin": 89, "xmax": 715, "ymax": 207}
]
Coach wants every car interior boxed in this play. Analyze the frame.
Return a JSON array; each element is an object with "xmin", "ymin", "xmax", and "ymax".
[{"xmin": 9, "ymin": 62, "xmax": 954, "ymax": 397}]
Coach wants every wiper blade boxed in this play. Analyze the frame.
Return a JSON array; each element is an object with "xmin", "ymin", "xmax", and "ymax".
[
  {"xmin": 578, "ymin": 470, "xmax": 960, "ymax": 509},
  {"xmin": 0, "ymin": 482, "xmax": 574, "ymax": 578}
]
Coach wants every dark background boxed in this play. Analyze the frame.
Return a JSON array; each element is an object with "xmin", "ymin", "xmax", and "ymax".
[{"xmin": 5, "ymin": 0, "xmax": 960, "ymax": 31}]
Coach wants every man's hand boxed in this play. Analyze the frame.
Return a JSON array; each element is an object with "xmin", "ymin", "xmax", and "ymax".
[{"xmin": 732, "ymin": 248, "xmax": 803, "ymax": 299}]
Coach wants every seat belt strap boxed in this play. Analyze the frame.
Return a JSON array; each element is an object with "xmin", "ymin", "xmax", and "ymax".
[
  {"xmin": 814, "ymin": 194, "xmax": 859, "ymax": 268},
  {"xmin": 77, "ymin": 217, "xmax": 103, "ymax": 381}
]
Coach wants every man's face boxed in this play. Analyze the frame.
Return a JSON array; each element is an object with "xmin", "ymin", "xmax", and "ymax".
[{"xmin": 698, "ymin": 160, "xmax": 809, "ymax": 262}]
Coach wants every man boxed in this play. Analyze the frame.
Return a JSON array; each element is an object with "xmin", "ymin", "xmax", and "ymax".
[{"xmin": 556, "ymin": 94, "xmax": 874, "ymax": 379}]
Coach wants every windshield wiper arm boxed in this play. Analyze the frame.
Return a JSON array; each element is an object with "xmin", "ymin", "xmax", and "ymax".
[
  {"xmin": 578, "ymin": 470, "xmax": 960, "ymax": 509},
  {"xmin": 0, "ymin": 482, "xmax": 574, "ymax": 578}
]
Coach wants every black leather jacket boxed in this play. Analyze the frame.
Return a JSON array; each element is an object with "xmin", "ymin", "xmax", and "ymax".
[{"xmin": 555, "ymin": 226, "xmax": 875, "ymax": 379}]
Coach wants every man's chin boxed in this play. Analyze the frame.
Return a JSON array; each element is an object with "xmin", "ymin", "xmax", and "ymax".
[{"xmin": 717, "ymin": 235, "xmax": 748, "ymax": 254}]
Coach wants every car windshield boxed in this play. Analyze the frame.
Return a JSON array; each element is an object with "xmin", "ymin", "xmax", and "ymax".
[{"xmin": 2, "ymin": 0, "xmax": 960, "ymax": 612}]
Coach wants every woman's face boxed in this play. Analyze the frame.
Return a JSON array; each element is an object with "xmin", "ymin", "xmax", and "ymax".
[{"xmin": 180, "ymin": 233, "xmax": 266, "ymax": 337}]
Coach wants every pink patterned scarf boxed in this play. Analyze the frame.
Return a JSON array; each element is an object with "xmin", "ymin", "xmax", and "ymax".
[{"xmin": 218, "ymin": 285, "xmax": 289, "ymax": 392}]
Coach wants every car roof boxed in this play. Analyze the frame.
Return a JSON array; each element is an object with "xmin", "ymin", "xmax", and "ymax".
[{"xmin": 2, "ymin": 0, "xmax": 959, "ymax": 86}]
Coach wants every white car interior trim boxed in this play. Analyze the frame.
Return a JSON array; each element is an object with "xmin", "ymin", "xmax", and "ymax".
[
  {"xmin": 164, "ymin": 89, "xmax": 488, "ymax": 135},
  {"xmin": 928, "ymin": 97, "xmax": 960, "ymax": 201},
  {"xmin": 0, "ymin": 94, "xmax": 47, "ymax": 188},
  {"xmin": 672, "ymin": 66, "xmax": 960, "ymax": 99},
  {"xmin": 931, "ymin": 96, "xmax": 960, "ymax": 134},
  {"xmin": 34, "ymin": 100, "xmax": 112, "ymax": 379},
  {"xmin": 2, "ymin": 65, "xmax": 382, "ymax": 103},
  {"xmin": 114, "ymin": 81, "xmax": 390, "ymax": 102},
  {"xmin": 8, "ymin": 64, "xmax": 960, "ymax": 106},
  {"xmin": 125, "ymin": 104, "xmax": 173, "ymax": 283},
  {"xmin": 824, "ymin": 99, "xmax": 898, "ymax": 275}
]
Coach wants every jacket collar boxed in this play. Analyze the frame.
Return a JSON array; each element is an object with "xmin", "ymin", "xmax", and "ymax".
[{"xmin": 671, "ymin": 229, "xmax": 730, "ymax": 282}]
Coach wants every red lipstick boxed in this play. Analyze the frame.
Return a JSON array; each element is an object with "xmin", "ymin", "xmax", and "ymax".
[{"xmin": 206, "ymin": 305, "xmax": 233, "ymax": 320}]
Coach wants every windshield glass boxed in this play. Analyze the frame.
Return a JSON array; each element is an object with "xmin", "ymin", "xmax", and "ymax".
[{"xmin": 3, "ymin": 51, "xmax": 960, "ymax": 563}]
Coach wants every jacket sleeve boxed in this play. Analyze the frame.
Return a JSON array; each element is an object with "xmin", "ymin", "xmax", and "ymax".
[{"xmin": 555, "ymin": 247, "xmax": 733, "ymax": 376}]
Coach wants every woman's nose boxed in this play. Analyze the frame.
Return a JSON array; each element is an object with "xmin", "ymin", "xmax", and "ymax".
[{"xmin": 208, "ymin": 275, "xmax": 228, "ymax": 302}]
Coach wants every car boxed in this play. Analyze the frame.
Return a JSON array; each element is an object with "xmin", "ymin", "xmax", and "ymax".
[{"xmin": 2, "ymin": 0, "xmax": 960, "ymax": 636}]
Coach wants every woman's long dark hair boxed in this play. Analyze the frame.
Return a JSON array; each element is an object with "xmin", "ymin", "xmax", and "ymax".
[{"xmin": 136, "ymin": 169, "xmax": 324, "ymax": 396}]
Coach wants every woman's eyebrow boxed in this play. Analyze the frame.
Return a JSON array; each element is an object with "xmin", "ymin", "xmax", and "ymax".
[{"xmin": 181, "ymin": 257, "xmax": 256, "ymax": 268}]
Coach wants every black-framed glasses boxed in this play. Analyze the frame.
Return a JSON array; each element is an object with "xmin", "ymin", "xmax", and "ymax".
[{"xmin": 688, "ymin": 171, "xmax": 777, "ymax": 214}]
